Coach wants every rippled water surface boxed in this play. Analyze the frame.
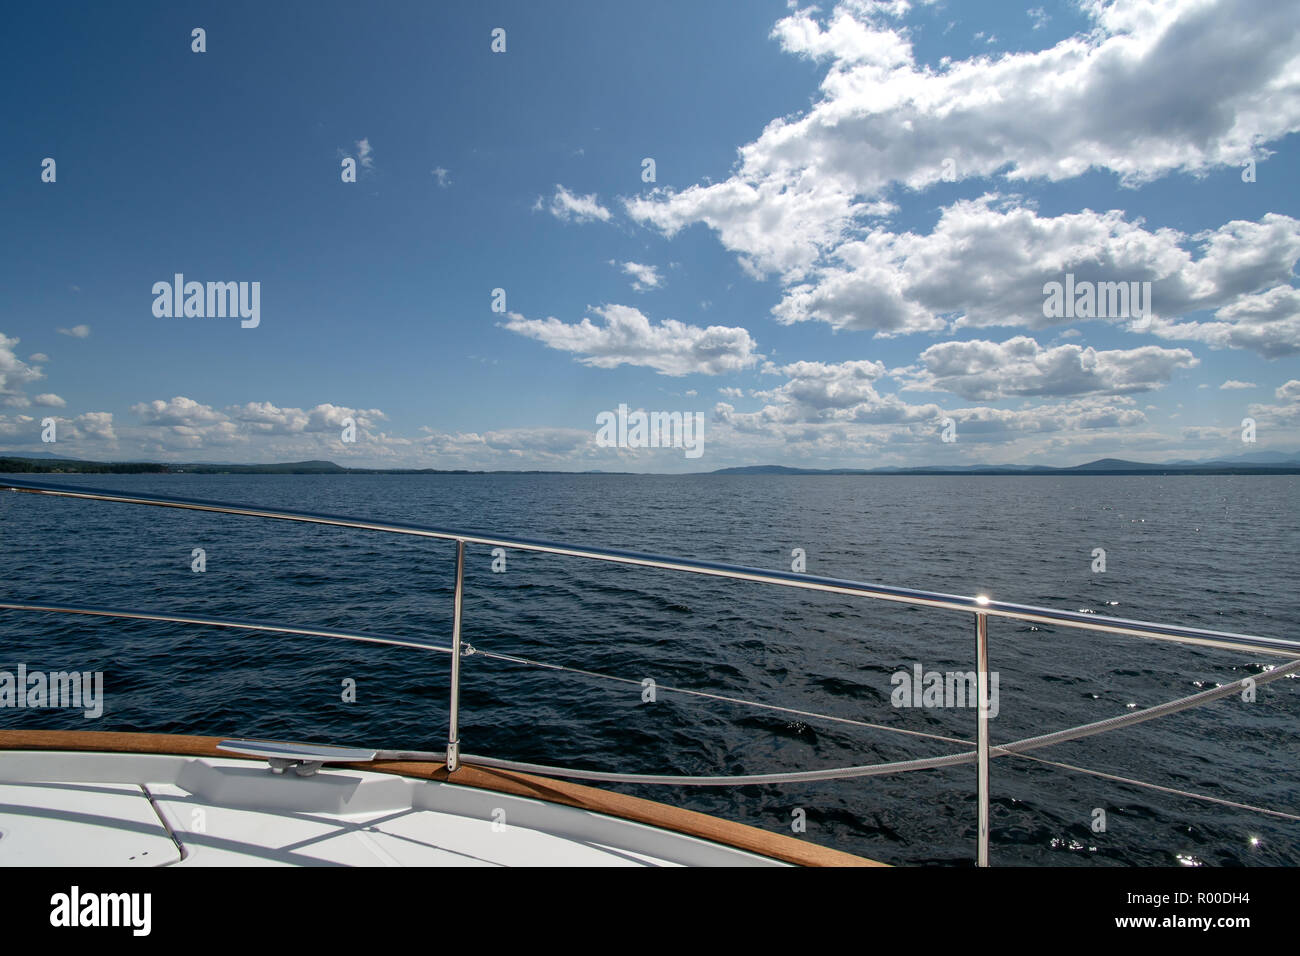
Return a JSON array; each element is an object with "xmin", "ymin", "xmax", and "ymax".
[{"xmin": 1, "ymin": 473, "xmax": 1296, "ymax": 866}]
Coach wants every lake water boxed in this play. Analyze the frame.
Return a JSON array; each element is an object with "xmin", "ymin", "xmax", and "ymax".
[{"xmin": 1, "ymin": 473, "xmax": 1296, "ymax": 865}]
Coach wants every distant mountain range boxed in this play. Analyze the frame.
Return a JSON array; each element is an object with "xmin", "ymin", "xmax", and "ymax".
[
  {"xmin": 1, "ymin": 450, "xmax": 1298, "ymax": 476},
  {"xmin": 1163, "ymin": 450, "xmax": 1300, "ymax": 465},
  {"xmin": 711, "ymin": 450, "xmax": 1300, "ymax": 476}
]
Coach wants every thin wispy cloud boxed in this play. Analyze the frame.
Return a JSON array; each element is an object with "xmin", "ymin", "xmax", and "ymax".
[
  {"xmin": 538, "ymin": 185, "xmax": 612, "ymax": 224},
  {"xmin": 611, "ymin": 260, "xmax": 663, "ymax": 292}
]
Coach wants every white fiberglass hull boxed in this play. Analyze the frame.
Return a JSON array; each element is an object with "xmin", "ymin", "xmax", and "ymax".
[{"xmin": 0, "ymin": 737, "xmax": 878, "ymax": 867}]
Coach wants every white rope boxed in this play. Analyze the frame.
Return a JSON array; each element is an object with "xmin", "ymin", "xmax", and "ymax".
[
  {"xmin": 1005, "ymin": 752, "xmax": 1300, "ymax": 823},
  {"xmin": 463, "ymin": 647, "xmax": 1300, "ymax": 823}
]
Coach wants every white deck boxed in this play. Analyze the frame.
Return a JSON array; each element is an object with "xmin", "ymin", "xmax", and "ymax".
[{"xmin": 0, "ymin": 751, "xmax": 787, "ymax": 867}]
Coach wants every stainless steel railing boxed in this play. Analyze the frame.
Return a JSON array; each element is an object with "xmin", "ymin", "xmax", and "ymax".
[{"xmin": 3, "ymin": 476, "xmax": 1298, "ymax": 865}]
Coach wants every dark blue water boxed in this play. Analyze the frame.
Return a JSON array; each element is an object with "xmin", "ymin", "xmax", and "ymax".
[{"xmin": 1, "ymin": 473, "xmax": 1296, "ymax": 866}]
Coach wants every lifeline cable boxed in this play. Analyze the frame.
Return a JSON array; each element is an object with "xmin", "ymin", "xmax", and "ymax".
[{"xmin": 461, "ymin": 649, "xmax": 1300, "ymax": 797}]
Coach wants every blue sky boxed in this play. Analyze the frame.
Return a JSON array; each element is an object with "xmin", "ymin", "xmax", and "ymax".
[{"xmin": 2, "ymin": 0, "xmax": 1298, "ymax": 471}]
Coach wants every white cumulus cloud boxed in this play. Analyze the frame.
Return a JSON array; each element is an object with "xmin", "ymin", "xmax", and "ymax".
[{"xmin": 503, "ymin": 304, "xmax": 760, "ymax": 376}]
